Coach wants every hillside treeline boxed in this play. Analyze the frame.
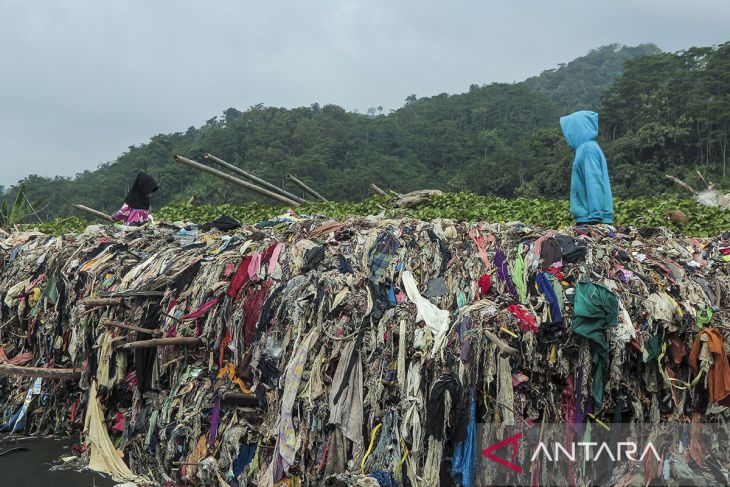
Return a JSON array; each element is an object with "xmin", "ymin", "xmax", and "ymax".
[{"xmin": 4, "ymin": 42, "xmax": 730, "ymax": 217}]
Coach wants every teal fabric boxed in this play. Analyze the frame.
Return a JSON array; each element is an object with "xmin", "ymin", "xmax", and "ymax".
[
  {"xmin": 560, "ymin": 111, "xmax": 614, "ymax": 224},
  {"xmin": 571, "ymin": 281, "xmax": 618, "ymax": 406}
]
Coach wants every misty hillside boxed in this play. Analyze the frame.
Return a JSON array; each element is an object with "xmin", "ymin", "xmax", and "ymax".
[{"xmin": 7, "ymin": 42, "xmax": 730, "ymax": 218}]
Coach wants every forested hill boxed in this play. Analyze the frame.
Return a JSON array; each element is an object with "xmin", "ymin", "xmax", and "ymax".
[{"xmin": 5, "ymin": 42, "xmax": 730, "ymax": 218}]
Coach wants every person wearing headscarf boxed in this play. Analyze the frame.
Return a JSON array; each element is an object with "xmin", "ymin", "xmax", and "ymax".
[{"xmin": 111, "ymin": 172, "xmax": 159, "ymax": 226}]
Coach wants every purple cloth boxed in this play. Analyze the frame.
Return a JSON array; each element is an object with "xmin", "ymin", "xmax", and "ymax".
[
  {"xmin": 493, "ymin": 250, "xmax": 518, "ymax": 299},
  {"xmin": 459, "ymin": 316, "xmax": 472, "ymax": 362},
  {"xmin": 207, "ymin": 396, "xmax": 221, "ymax": 448}
]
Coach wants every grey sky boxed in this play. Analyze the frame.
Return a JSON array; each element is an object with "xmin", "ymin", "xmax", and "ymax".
[{"xmin": 1, "ymin": 0, "xmax": 728, "ymax": 188}]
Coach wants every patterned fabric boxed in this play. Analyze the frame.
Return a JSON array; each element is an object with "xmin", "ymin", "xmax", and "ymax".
[
  {"xmin": 368, "ymin": 231, "xmax": 399, "ymax": 282},
  {"xmin": 111, "ymin": 203, "xmax": 152, "ymax": 226}
]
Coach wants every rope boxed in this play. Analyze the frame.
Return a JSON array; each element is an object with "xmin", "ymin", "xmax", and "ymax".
[
  {"xmin": 361, "ymin": 422, "xmax": 382, "ymax": 474},
  {"xmin": 658, "ymin": 342, "xmax": 702, "ymax": 390}
]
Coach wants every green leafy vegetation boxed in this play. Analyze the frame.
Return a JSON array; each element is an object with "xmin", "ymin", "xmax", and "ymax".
[
  {"xmin": 0, "ymin": 184, "xmax": 43, "ymax": 227},
  {"xmin": 22, "ymin": 195, "xmax": 730, "ymax": 238}
]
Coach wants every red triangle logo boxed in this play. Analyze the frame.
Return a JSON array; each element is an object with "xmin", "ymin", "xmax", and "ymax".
[{"xmin": 481, "ymin": 431, "xmax": 523, "ymax": 473}]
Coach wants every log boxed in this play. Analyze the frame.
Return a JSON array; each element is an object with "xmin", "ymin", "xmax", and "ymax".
[
  {"xmin": 0, "ymin": 364, "xmax": 80, "ymax": 380},
  {"xmin": 483, "ymin": 329, "xmax": 519, "ymax": 356},
  {"xmin": 286, "ymin": 174, "xmax": 329, "ymax": 202},
  {"xmin": 174, "ymin": 155, "xmax": 300, "ymax": 207},
  {"xmin": 118, "ymin": 337, "xmax": 202, "ymax": 350},
  {"xmin": 204, "ymin": 153, "xmax": 307, "ymax": 204},
  {"xmin": 395, "ymin": 190, "xmax": 443, "ymax": 208},
  {"xmin": 71, "ymin": 204, "xmax": 114, "ymax": 222},
  {"xmin": 370, "ymin": 183, "xmax": 387, "ymax": 196},
  {"xmin": 101, "ymin": 320, "xmax": 161, "ymax": 337},
  {"xmin": 82, "ymin": 297, "xmax": 122, "ymax": 307}
]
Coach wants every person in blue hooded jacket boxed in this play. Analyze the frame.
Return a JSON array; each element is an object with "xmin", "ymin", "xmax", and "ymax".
[{"xmin": 560, "ymin": 110, "xmax": 614, "ymax": 224}]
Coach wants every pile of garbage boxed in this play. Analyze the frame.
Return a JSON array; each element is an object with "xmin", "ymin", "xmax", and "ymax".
[{"xmin": 1, "ymin": 216, "xmax": 730, "ymax": 486}]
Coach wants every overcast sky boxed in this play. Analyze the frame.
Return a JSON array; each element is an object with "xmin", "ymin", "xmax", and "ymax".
[{"xmin": 1, "ymin": 0, "xmax": 728, "ymax": 188}]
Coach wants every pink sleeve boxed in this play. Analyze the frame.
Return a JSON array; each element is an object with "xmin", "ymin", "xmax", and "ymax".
[{"xmin": 111, "ymin": 204, "xmax": 131, "ymax": 222}]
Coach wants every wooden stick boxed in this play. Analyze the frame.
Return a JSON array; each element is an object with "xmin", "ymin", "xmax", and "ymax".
[
  {"xmin": 101, "ymin": 320, "xmax": 161, "ymax": 336},
  {"xmin": 80, "ymin": 306, "xmax": 104, "ymax": 316},
  {"xmin": 0, "ymin": 364, "xmax": 80, "ymax": 380},
  {"xmin": 286, "ymin": 174, "xmax": 329, "ymax": 202},
  {"xmin": 160, "ymin": 311, "xmax": 182, "ymax": 323},
  {"xmin": 697, "ymin": 170, "xmax": 710, "ymax": 187},
  {"xmin": 483, "ymin": 329, "xmax": 519, "ymax": 356},
  {"xmin": 118, "ymin": 337, "xmax": 202, "ymax": 350},
  {"xmin": 161, "ymin": 356, "xmax": 184, "ymax": 368},
  {"xmin": 100, "ymin": 290, "xmax": 165, "ymax": 298},
  {"xmin": 204, "ymin": 153, "xmax": 307, "ymax": 204},
  {"xmin": 71, "ymin": 204, "xmax": 114, "ymax": 222},
  {"xmin": 664, "ymin": 175, "xmax": 697, "ymax": 195},
  {"xmin": 174, "ymin": 155, "xmax": 300, "ymax": 207},
  {"xmin": 82, "ymin": 297, "xmax": 122, "ymax": 307},
  {"xmin": 370, "ymin": 183, "xmax": 387, "ymax": 196}
]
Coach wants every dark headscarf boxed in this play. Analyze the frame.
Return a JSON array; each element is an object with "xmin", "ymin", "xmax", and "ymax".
[{"xmin": 124, "ymin": 172, "xmax": 158, "ymax": 210}]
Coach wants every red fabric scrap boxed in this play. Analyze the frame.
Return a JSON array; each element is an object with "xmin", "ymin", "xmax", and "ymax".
[
  {"xmin": 507, "ymin": 304, "xmax": 538, "ymax": 332},
  {"xmin": 243, "ymin": 280, "xmax": 273, "ymax": 346},
  {"xmin": 478, "ymin": 274, "xmax": 491, "ymax": 296}
]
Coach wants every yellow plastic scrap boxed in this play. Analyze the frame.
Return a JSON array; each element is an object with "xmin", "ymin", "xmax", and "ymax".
[
  {"xmin": 549, "ymin": 344, "xmax": 557, "ymax": 364},
  {"xmin": 217, "ymin": 362, "xmax": 251, "ymax": 393},
  {"xmin": 28, "ymin": 287, "xmax": 42, "ymax": 307}
]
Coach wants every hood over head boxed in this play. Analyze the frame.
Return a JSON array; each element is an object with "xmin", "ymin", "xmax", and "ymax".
[
  {"xmin": 560, "ymin": 110, "xmax": 599, "ymax": 149},
  {"xmin": 124, "ymin": 172, "xmax": 158, "ymax": 210}
]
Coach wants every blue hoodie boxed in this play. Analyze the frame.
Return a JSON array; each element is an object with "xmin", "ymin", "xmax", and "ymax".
[{"xmin": 560, "ymin": 111, "xmax": 614, "ymax": 224}]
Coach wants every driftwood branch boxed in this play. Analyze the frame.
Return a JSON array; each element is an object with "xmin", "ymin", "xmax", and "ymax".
[
  {"xmin": 370, "ymin": 183, "xmax": 387, "ymax": 196},
  {"xmin": 395, "ymin": 190, "xmax": 442, "ymax": 208},
  {"xmin": 82, "ymin": 297, "xmax": 123, "ymax": 307},
  {"xmin": 483, "ymin": 329, "xmax": 519, "ymax": 356},
  {"xmin": 0, "ymin": 364, "xmax": 80, "ymax": 380},
  {"xmin": 118, "ymin": 337, "xmax": 202, "ymax": 350}
]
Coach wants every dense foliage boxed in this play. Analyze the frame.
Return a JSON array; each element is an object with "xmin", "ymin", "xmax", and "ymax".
[
  {"xmin": 24, "ymin": 194, "xmax": 730, "ymax": 238},
  {"xmin": 4, "ymin": 43, "xmax": 686, "ymax": 216}
]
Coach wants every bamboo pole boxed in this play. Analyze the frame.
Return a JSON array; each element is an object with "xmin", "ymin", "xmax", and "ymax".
[
  {"xmin": 286, "ymin": 174, "xmax": 329, "ymax": 202},
  {"xmin": 72, "ymin": 204, "xmax": 114, "ymax": 222},
  {"xmin": 0, "ymin": 364, "xmax": 80, "ymax": 380},
  {"xmin": 204, "ymin": 153, "xmax": 307, "ymax": 204},
  {"xmin": 174, "ymin": 155, "xmax": 300, "ymax": 207},
  {"xmin": 101, "ymin": 320, "xmax": 161, "ymax": 336},
  {"xmin": 370, "ymin": 183, "xmax": 387, "ymax": 196},
  {"xmin": 118, "ymin": 337, "xmax": 202, "ymax": 350},
  {"xmin": 665, "ymin": 175, "xmax": 697, "ymax": 195}
]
